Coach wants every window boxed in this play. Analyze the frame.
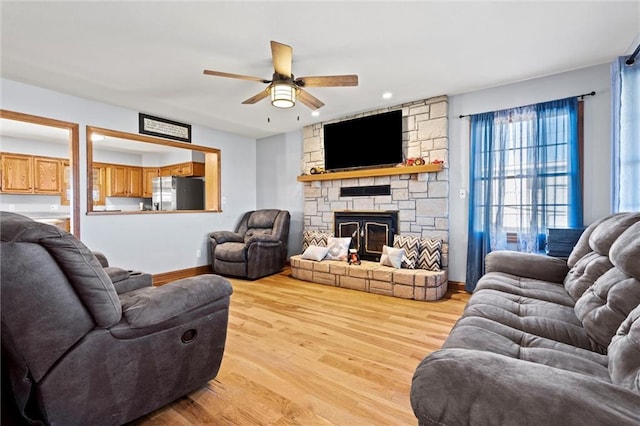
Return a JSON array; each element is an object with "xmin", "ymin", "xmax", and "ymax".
[
  {"xmin": 466, "ymin": 97, "xmax": 582, "ymax": 291},
  {"xmin": 487, "ymin": 106, "xmax": 578, "ymax": 236}
]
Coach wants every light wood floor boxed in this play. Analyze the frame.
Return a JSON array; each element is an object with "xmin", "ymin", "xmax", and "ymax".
[{"xmin": 130, "ymin": 268, "xmax": 469, "ymax": 426}]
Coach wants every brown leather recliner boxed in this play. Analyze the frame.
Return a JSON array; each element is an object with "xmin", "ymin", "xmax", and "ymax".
[{"xmin": 209, "ymin": 209, "xmax": 290, "ymax": 279}]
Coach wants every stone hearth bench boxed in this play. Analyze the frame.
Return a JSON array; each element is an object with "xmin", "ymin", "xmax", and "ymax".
[{"xmin": 289, "ymin": 255, "xmax": 448, "ymax": 301}]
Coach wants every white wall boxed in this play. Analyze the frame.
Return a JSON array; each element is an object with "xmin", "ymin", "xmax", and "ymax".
[
  {"xmin": 1, "ymin": 78, "xmax": 257, "ymax": 273},
  {"xmin": 447, "ymin": 63, "xmax": 612, "ymax": 282},
  {"xmin": 256, "ymin": 130, "xmax": 304, "ymax": 257},
  {"xmin": 1, "ymin": 136, "xmax": 68, "ymax": 157}
]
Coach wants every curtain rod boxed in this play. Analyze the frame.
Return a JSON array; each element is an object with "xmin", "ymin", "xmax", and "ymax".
[
  {"xmin": 458, "ymin": 91, "xmax": 596, "ymax": 119},
  {"xmin": 626, "ymin": 43, "xmax": 640, "ymax": 65}
]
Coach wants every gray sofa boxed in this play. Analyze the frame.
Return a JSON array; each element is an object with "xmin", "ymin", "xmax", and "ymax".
[
  {"xmin": 1, "ymin": 211, "xmax": 234, "ymax": 425},
  {"xmin": 411, "ymin": 211, "xmax": 640, "ymax": 425},
  {"xmin": 209, "ymin": 209, "xmax": 290, "ymax": 280}
]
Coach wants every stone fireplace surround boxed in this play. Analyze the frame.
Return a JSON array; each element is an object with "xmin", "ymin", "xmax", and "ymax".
[
  {"xmin": 301, "ymin": 95, "xmax": 450, "ymax": 271},
  {"xmin": 296, "ymin": 95, "xmax": 450, "ymax": 300}
]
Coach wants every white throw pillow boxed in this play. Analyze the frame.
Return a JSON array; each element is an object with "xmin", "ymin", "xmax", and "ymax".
[
  {"xmin": 301, "ymin": 245, "xmax": 329, "ymax": 261},
  {"xmin": 325, "ymin": 237, "xmax": 351, "ymax": 261},
  {"xmin": 379, "ymin": 245, "xmax": 403, "ymax": 269}
]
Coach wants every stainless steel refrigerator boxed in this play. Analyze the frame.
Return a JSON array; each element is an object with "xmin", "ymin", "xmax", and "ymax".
[{"xmin": 151, "ymin": 176, "xmax": 204, "ymax": 211}]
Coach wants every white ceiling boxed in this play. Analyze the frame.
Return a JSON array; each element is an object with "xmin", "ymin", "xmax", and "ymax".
[{"xmin": 1, "ymin": 1, "xmax": 638, "ymax": 139}]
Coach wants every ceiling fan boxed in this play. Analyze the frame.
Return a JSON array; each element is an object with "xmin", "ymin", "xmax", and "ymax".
[{"xmin": 203, "ymin": 41, "xmax": 358, "ymax": 110}]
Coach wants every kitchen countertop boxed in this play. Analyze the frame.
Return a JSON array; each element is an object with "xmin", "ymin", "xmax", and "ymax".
[{"xmin": 15, "ymin": 211, "xmax": 70, "ymax": 220}]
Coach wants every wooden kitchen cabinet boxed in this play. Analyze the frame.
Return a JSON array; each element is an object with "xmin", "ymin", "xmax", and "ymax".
[
  {"xmin": 128, "ymin": 167, "xmax": 143, "ymax": 197},
  {"xmin": 106, "ymin": 165, "xmax": 143, "ymax": 197},
  {"xmin": 92, "ymin": 163, "xmax": 107, "ymax": 206},
  {"xmin": 107, "ymin": 165, "xmax": 127, "ymax": 197},
  {"xmin": 33, "ymin": 156, "xmax": 62, "ymax": 194},
  {"xmin": 159, "ymin": 161, "xmax": 205, "ymax": 177},
  {"xmin": 1, "ymin": 153, "xmax": 62, "ymax": 195},
  {"xmin": 143, "ymin": 167, "xmax": 159, "ymax": 197},
  {"xmin": 60, "ymin": 160, "xmax": 71, "ymax": 205},
  {"xmin": 1, "ymin": 153, "xmax": 33, "ymax": 193}
]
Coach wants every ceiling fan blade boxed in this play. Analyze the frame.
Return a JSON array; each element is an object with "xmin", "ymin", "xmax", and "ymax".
[
  {"xmin": 203, "ymin": 69, "xmax": 269, "ymax": 83},
  {"xmin": 271, "ymin": 41, "xmax": 293, "ymax": 77},
  {"xmin": 295, "ymin": 75, "xmax": 359, "ymax": 87},
  {"xmin": 297, "ymin": 88, "xmax": 325, "ymax": 110},
  {"xmin": 241, "ymin": 89, "xmax": 270, "ymax": 104}
]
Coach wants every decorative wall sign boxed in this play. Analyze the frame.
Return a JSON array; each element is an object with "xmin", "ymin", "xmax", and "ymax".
[{"xmin": 139, "ymin": 113, "xmax": 191, "ymax": 142}]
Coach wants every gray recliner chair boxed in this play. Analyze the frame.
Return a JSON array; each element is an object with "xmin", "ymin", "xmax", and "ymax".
[
  {"xmin": 1, "ymin": 211, "xmax": 233, "ymax": 426},
  {"xmin": 209, "ymin": 209, "xmax": 290, "ymax": 280}
]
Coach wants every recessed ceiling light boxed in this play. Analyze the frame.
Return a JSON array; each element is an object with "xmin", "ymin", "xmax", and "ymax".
[
  {"xmin": 311, "ymin": 111, "xmax": 320, "ymax": 117},
  {"xmin": 382, "ymin": 92, "xmax": 393, "ymax": 100}
]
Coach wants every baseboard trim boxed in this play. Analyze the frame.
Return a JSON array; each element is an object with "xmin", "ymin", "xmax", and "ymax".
[
  {"xmin": 153, "ymin": 265, "xmax": 212, "ymax": 286},
  {"xmin": 447, "ymin": 280, "xmax": 467, "ymax": 293}
]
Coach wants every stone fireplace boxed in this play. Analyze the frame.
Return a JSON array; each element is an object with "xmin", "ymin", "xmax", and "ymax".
[{"xmin": 300, "ymin": 95, "xmax": 450, "ymax": 270}]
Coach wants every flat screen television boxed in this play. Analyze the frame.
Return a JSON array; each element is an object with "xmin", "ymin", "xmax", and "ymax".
[{"xmin": 323, "ymin": 110, "xmax": 403, "ymax": 171}]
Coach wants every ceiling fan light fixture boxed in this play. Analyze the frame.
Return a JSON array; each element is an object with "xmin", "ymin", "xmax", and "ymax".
[{"xmin": 270, "ymin": 83, "xmax": 296, "ymax": 108}]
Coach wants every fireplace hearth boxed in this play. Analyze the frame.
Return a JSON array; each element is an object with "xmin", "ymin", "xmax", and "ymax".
[{"xmin": 334, "ymin": 211, "xmax": 398, "ymax": 261}]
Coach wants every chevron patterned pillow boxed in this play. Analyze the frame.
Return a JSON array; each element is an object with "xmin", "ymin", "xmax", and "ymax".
[
  {"xmin": 393, "ymin": 235, "xmax": 420, "ymax": 269},
  {"xmin": 418, "ymin": 238, "xmax": 442, "ymax": 271},
  {"xmin": 302, "ymin": 230, "xmax": 333, "ymax": 251}
]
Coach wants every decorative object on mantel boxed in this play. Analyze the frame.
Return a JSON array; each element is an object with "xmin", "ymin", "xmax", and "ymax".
[
  {"xmin": 309, "ymin": 167, "xmax": 326, "ymax": 174},
  {"xmin": 430, "ymin": 159, "xmax": 444, "ymax": 165},
  {"xmin": 138, "ymin": 113, "xmax": 191, "ymax": 143},
  {"xmin": 405, "ymin": 157, "xmax": 426, "ymax": 166}
]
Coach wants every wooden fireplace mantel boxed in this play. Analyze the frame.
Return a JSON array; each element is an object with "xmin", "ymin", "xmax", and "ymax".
[{"xmin": 296, "ymin": 163, "xmax": 444, "ymax": 182}]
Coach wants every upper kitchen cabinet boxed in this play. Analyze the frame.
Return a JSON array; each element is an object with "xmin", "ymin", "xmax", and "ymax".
[
  {"xmin": 106, "ymin": 164, "xmax": 143, "ymax": 197},
  {"xmin": 92, "ymin": 163, "xmax": 107, "ymax": 206},
  {"xmin": 143, "ymin": 167, "xmax": 159, "ymax": 198},
  {"xmin": 1, "ymin": 152, "xmax": 63, "ymax": 194},
  {"xmin": 33, "ymin": 156, "xmax": 62, "ymax": 194},
  {"xmin": 160, "ymin": 161, "xmax": 205, "ymax": 177},
  {"xmin": 60, "ymin": 160, "xmax": 71, "ymax": 206},
  {"xmin": 1, "ymin": 153, "xmax": 32, "ymax": 192}
]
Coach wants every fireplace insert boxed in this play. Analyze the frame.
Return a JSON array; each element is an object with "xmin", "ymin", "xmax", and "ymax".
[{"xmin": 334, "ymin": 211, "xmax": 398, "ymax": 261}]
